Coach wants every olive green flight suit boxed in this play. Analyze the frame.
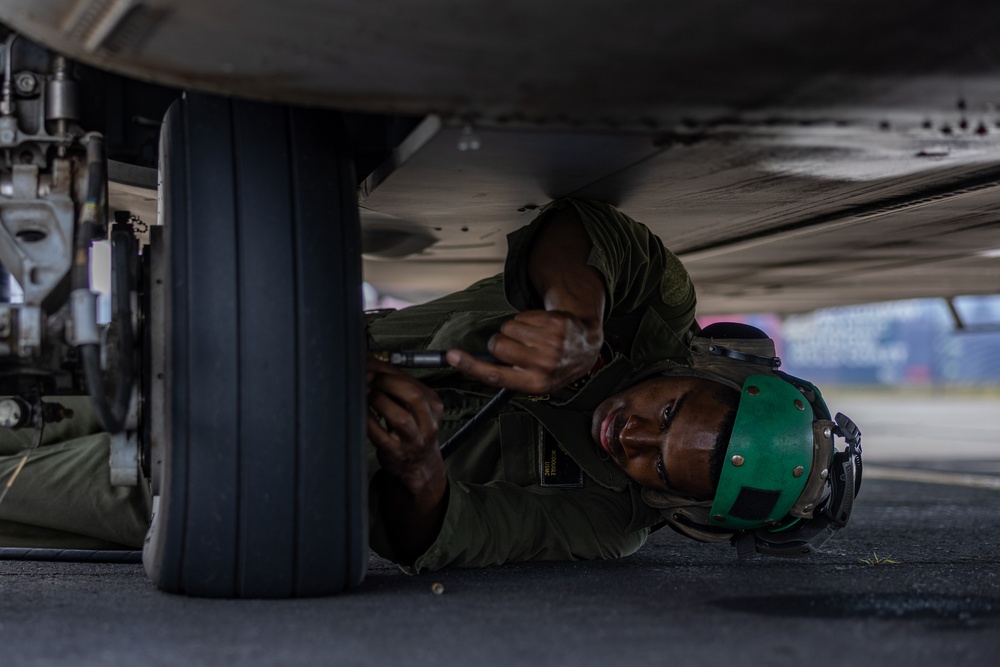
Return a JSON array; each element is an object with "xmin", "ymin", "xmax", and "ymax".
[
  {"xmin": 367, "ymin": 199, "xmax": 697, "ymax": 571},
  {"xmin": 0, "ymin": 396, "xmax": 151, "ymax": 549}
]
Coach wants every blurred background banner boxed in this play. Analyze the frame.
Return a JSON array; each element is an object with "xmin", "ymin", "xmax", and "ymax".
[{"xmin": 702, "ymin": 296, "xmax": 1000, "ymax": 388}]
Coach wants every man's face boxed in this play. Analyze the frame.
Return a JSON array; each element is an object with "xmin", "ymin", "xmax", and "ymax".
[{"xmin": 591, "ymin": 376, "xmax": 734, "ymax": 500}]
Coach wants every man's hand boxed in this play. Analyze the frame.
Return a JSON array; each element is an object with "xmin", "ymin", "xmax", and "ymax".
[
  {"xmin": 367, "ymin": 356, "xmax": 448, "ymax": 561},
  {"xmin": 446, "ymin": 309, "xmax": 601, "ymax": 394},
  {"xmin": 367, "ymin": 357, "xmax": 445, "ymax": 489},
  {"xmin": 448, "ymin": 204, "xmax": 606, "ymax": 394}
]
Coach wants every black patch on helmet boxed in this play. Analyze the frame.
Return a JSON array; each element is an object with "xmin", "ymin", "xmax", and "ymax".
[{"xmin": 728, "ymin": 487, "xmax": 781, "ymax": 521}]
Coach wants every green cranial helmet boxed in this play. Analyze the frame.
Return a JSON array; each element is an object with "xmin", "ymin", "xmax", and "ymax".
[{"xmin": 640, "ymin": 323, "xmax": 863, "ymax": 558}]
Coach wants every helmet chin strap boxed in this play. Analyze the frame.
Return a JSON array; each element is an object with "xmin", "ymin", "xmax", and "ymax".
[{"xmin": 640, "ymin": 486, "xmax": 733, "ymax": 544}]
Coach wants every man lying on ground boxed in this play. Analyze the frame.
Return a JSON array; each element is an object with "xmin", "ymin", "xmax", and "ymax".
[{"xmin": 0, "ymin": 199, "xmax": 861, "ymax": 570}]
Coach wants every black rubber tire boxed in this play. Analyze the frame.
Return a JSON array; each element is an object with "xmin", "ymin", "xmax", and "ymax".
[{"xmin": 143, "ymin": 92, "xmax": 367, "ymax": 598}]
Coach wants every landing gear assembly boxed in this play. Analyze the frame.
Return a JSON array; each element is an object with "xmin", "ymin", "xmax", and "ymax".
[{"xmin": 0, "ymin": 33, "xmax": 368, "ymax": 598}]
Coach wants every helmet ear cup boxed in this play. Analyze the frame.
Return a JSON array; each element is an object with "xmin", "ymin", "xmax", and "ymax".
[
  {"xmin": 827, "ymin": 412, "xmax": 863, "ymax": 526},
  {"xmin": 827, "ymin": 449, "xmax": 856, "ymax": 528},
  {"xmin": 747, "ymin": 412, "xmax": 863, "ymax": 558},
  {"xmin": 835, "ymin": 412, "xmax": 864, "ymax": 495}
]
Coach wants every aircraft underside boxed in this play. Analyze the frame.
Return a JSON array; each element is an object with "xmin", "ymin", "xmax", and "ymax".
[{"xmin": 0, "ymin": 1, "xmax": 996, "ymax": 597}]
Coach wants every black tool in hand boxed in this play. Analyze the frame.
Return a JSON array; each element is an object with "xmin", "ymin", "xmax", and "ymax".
[
  {"xmin": 370, "ymin": 349, "xmax": 512, "ymax": 458},
  {"xmin": 372, "ymin": 349, "xmax": 498, "ymax": 368}
]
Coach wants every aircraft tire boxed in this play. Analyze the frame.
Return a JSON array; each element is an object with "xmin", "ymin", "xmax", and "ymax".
[{"xmin": 142, "ymin": 92, "xmax": 367, "ymax": 598}]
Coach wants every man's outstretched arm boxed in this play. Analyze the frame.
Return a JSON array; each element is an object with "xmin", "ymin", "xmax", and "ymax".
[{"xmin": 446, "ymin": 205, "xmax": 606, "ymax": 394}]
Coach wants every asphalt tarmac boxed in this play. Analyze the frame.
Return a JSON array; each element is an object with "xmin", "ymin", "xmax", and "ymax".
[{"xmin": 2, "ymin": 392, "xmax": 998, "ymax": 666}]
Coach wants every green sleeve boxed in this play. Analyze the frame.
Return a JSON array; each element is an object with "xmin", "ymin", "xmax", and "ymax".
[
  {"xmin": 504, "ymin": 198, "xmax": 695, "ymax": 316},
  {"xmin": 0, "ymin": 396, "xmax": 149, "ymax": 548},
  {"xmin": 370, "ymin": 472, "xmax": 650, "ymax": 573},
  {"xmin": 366, "ymin": 274, "xmax": 516, "ymax": 385},
  {"xmin": 0, "ymin": 432, "xmax": 152, "ymax": 549},
  {"xmin": 367, "ymin": 199, "xmax": 697, "ymax": 365},
  {"xmin": 504, "ymin": 199, "xmax": 697, "ymax": 363}
]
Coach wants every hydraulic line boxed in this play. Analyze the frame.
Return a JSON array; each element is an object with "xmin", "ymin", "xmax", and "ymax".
[
  {"xmin": 72, "ymin": 134, "xmax": 105, "ymax": 290},
  {"xmin": 74, "ymin": 134, "xmax": 134, "ymax": 433}
]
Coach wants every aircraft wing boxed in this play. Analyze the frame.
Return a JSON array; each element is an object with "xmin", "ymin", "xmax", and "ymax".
[{"xmin": 1, "ymin": 0, "xmax": 998, "ymax": 312}]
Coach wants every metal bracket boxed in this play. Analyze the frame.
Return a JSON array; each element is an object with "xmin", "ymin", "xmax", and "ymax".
[
  {"xmin": 15, "ymin": 305, "xmax": 40, "ymax": 357},
  {"xmin": 109, "ymin": 430, "xmax": 139, "ymax": 486},
  {"xmin": 0, "ymin": 162, "xmax": 75, "ymax": 306}
]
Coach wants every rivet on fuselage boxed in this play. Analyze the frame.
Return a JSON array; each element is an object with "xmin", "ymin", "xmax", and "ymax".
[
  {"xmin": 747, "ymin": 386, "xmax": 760, "ymax": 396},
  {"xmin": 731, "ymin": 454, "xmax": 745, "ymax": 467},
  {"xmin": 793, "ymin": 466, "xmax": 804, "ymax": 478},
  {"xmin": 794, "ymin": 399, "xmax": 805, "ymax": 410}
]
